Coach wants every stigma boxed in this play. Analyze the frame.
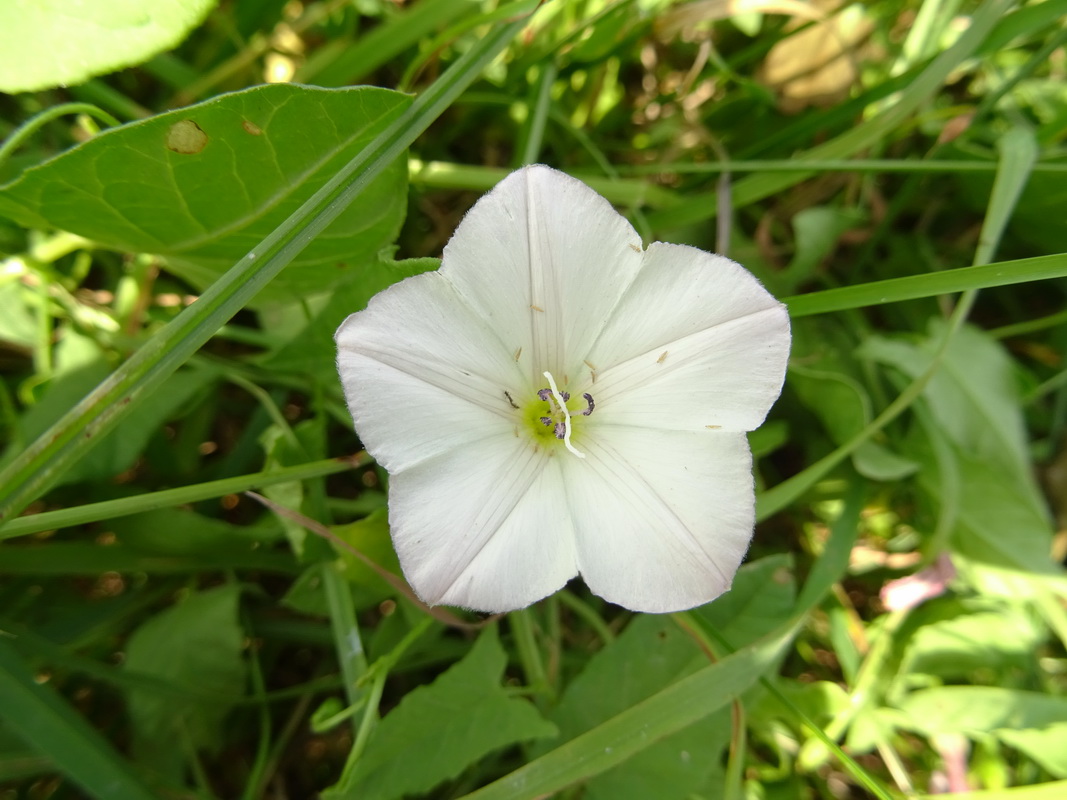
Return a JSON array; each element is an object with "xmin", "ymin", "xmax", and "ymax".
[{"xmin": 538, "ymin": 371, "xmax": 593, "ymax": 459}]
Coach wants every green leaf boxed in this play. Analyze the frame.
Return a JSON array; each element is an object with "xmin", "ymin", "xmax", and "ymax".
[
  {"xmin": 913, "ymin": 438, "xmax": 1057, "ymax": 575},
  {"xmin": 542, "ymin": 613, "xmax": 727, "ymax": 800},
  {"xmin": 0, "ymin": 639, "xmax": 157, "ymax": 799},
  {"xmin": 0, "ymin": 84, "xmax": 411, "ymax": 304},
  {"xmin": 461, "ymin": 627, "xmax": 793, "ymax": 800},
  {"xmin": 900, "ymin": 606, "xmax": 1045, "ymax": 679},
  {"xmin": 108, "ymin": 507, "xmax": 283, "ymax": 557},
  {"xmin": 998, "ymin": 725, "xmax": 1067, "ymax": 778},
  {"xmin": 263, "ymin": 256, "xmax": 438, "ymax": 377},
  {"xmin": 898, "ymin": 687, "xmax": 1067, "ymax": 735},
  {"xmin": 326, "ymin": 625, "xmax": 556, "ymax": 800},
  {"xmin": 0, "ymin": 280, "xmax": 37, "ymax": 349},
  {"xmin": 861, "ymin": 320, "xmax": 1042, "ymax": 497},
  {"xmin": 789, "ymin": 320, "xmax": 917, "ymax": 482},
  {"xmin": 334, "ymin": 509, "xmax": 403, "ymax": 609},
  {"xmin": 696, "ymin": 554, "xmax": 796, "ymax": 647},
  {"xmin": 124, "ymin": 584, "xmax": 247, "ymax": 780},
  {"xmin": 0, "ymin": 0, "xmax": 216, "ymax": 93},
  {"xmin": 782, "ymin": 206, "xmax": 865, "ymax": 291}
]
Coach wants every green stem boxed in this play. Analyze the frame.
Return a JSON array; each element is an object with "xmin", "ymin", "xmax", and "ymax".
[
  {"xmin": 0, "ymin": 455, "xmax": 368, "ymax": 540},
  {"xmin": 0, "ymin": 103, "xmax": 120, "ymax": 173}
]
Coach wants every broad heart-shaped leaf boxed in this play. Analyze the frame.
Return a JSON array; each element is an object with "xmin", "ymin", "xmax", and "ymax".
[
  {"xmin": 124, "ymin": 584, "xmax": 246, "ymax": 782},
  {"xmin": 0, "ymin": 0, "xmax": 216, "ymax": 93},
  {"xmin": 0, "ymin": 83, "xmax": 411, "ymax": 304},
  {"xmin": 326, "ymin": 625, "xmax": 556, "ymax": 800}
]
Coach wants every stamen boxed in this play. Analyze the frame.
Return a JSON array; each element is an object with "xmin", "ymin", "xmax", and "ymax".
[
  {"xmin": 537, "ymin": 388, "xmax": 552, "ymax": 401},
  {"xmin": 553, "ymin": 422, "xmax": 566, "ymax": 439},
  {"xmin": 542, "ymin": 371, "xmax": 585, "ymax": 459},
  {"xmin": 581, "ymin": 393, "xmax": 595, "ymax": 415},
  {"xmin": 539, "ymin": 416, "xmax": 553, "ymax": 427}
]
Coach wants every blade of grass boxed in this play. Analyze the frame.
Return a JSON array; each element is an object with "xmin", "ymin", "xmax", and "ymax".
[
  {"xmin": 0, "ymin": 638, "xmax": 160, "ymax": 800},
  {"xmin": 0, "ymin": 2, "xmax": 539, "ymax": 526},
  {"xmin": 0, "ymin": 455, "xmax": 368, "ymax": 540},
  {"xmin": 783, "ymin": 253, "xmax": 1067, "ymax": 318},
  {"xmin": 459, "ymin": 624, "xmax": 795, "ymax": 800},
  {"xmin": 297, "ymin": 0, "xmax": 478, "ymax": 87}
]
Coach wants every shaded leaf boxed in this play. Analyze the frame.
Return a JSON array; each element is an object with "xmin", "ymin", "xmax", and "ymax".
[
  {"xmin": 124, "ymin": 584, "xmax": 246, "ymax": 780},
  {"xmin": 328, "ymin": 625, "xmax": 556, "ymax": 800},
  {"xmin": 263, "ymin": 256, "xmax": 438, "ymax": 377}
]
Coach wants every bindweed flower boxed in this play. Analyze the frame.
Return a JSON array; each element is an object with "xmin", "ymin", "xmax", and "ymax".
[{"xmin": 335, "ymin": 165, "xmax": 790, "ymax": 613}]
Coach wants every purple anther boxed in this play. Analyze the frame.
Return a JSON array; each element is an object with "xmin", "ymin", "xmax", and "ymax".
[
  {"xmin": 537, "ymin": 388, "xmax": 552, "ymax": 401},
  {"xmin": 561, "ymin": 391, "xmax": 570, "ymax": 401},
  {"xmin": 539, "ymin": 416, "xmax": 553, "ymax": 427},
  {"xmin": 553, "ymin": 422, "xmax": 567, "ymax": 440},
  {"xmin": 581, "ymin": 393, "xmax": 595, "ymax": 415}
]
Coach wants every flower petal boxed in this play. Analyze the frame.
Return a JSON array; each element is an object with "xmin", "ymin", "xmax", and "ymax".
[
  {"xmin": 564, "ymin": 428, "xmax": 755, "ymax": 613},
  {"xmin": 441, "ymin": 165, "xmax": 645, "ymax": 390},
  {"xmin": 389, "ymin": 436, "xmax": 578, "ymax": 611},
  {"xmin": 586, "ymin": 243, "xmax": 790, "ymax": 432},
  {"xmin": 335, "ymin": 272, "xmax": 523, "ymax": 473}
]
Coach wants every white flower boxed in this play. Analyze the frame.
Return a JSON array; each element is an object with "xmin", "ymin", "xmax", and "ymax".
[{"xmin": 335, "ymin": 165, "xmax": 790, "ymax": 614}]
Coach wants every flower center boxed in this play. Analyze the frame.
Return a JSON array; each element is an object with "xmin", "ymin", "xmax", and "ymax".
[{"xmin": 518, "ymin": 369, "xmax": 597, "ymax": 456}]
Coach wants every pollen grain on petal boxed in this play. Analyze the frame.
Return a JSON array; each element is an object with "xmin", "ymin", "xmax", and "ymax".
[{"xmin": 657, "ymin": 350, "xmax": 668, "ymax": 364}]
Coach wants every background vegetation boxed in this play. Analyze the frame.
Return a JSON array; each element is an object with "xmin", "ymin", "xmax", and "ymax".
[{"xmin": 1, "ymin": 0, "xmax": 1066, "ymax": 797}]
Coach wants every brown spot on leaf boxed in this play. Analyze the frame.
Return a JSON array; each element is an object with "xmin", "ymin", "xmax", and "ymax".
[
  {"xmin": 165, "ymin": 120, "xmax": 208, "ymax": 154},
  {"xmin": 242, "ymin": 119, "xmax": 262, "ymax": 136}
]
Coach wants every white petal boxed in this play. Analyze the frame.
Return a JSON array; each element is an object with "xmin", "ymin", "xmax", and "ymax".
[
  {"xmin": 441, "ymin": 165, "xmax": 645, "ymax": 389},
  {"xmin": 335, "ymin": 272, "xmax": 523, "ymax": 473},
  {"xmin": 564, "ymin": 428, "xmax": 755, "ymax": 613},
  {"xmin": 389, "ymin": 435, "xmax": 578, "ymax": 612},
  {"xmin": 586, "ymin": 243, "xmax": 790, "ymax": 432}
]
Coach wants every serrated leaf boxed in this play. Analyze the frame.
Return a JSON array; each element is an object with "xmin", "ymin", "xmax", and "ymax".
[
  {"xmin": 0, "ymin": 0, "xmax": 216, "ymax": 93},
  {"xmin": 328, "ymin": 626, "xmax": 556, "ymax": 800},
  {"xmin": 0, "ymin": 84, "xmax": 411, "ymax": 304},
  {"xmin": 124, "ymin": 584, "xmax": 246, "ymax": 780}
]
